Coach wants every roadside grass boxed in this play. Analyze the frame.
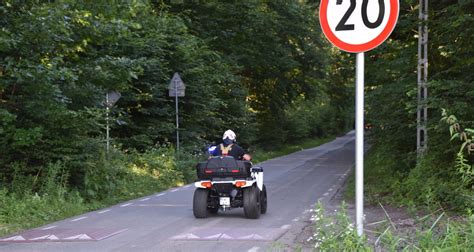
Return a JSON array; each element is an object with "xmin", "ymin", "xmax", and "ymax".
[
  {"xmin": 341, "ymin": 144, "xmax": 473, "ymax": 250},
  {"xmin": 308, "ymin": 202, "xmax": 370, "ymax": 251},
  {"xmin": 307, "ymin": 201, "xmax": 474, "ymax": 250},
  {"xmin": 0, "ymin": 148, "xmax": 198, "ymax": 237},
  {"xmin": 0, "ymin": 189, "xmax": 91, "ymax": 237},
  {"xmin": 344, "ymin": 147, "xmax": 404, "ymax": 207},
  {"xmin": 0, "ymin": 170, "xmax": 187, "ymax": 237},
  {"xmin": 251, "ymin": 135, "xmax": 335, "ymax": 164}
]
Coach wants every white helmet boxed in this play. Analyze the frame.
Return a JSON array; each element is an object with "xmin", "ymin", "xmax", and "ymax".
[{"xmin": 222, "ymin": 129, "xmax": 236, "ymax": 141}]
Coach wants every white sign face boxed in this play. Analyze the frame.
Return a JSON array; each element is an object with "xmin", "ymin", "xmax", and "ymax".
[
  {"xmin": 168, "ymin": 72, "xmax": 186, "ymax": 97},
  {"xmin": 106, "ymin": 90, "xmax": 121, "ymax": 107},
  {"xmin": 320, "ymin": 0, "xmax": 399, "ymax": 53}
]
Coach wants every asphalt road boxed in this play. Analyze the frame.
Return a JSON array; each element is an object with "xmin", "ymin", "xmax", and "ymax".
[{"xmin": 0, "ymin": 131, "xmax": 356, "ymax": 252}]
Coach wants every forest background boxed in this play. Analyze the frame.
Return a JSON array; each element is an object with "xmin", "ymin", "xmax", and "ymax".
[{"xmin": 0, "ymin": 0, "xmax": 472, "ymax": 239}]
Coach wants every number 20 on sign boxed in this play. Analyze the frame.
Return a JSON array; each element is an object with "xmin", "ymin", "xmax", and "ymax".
[{"xmin": 319, "ymin": 0, "xmax": 399, "ymax": 53}]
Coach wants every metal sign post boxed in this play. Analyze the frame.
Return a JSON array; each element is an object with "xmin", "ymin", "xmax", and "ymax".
[
  {"xmin": 168, "ymin": 72, "xmax": 186, "ymax": 156},
  {"xmin": 175, "ymin": 79, "xmax": 179, "ymax": 154},
  {"xmin": 105, "ymin": 91, "xmax": 121, "ymax": 156},
  {"xmin": 355, "ymin": 52, "xmax": 365, "ymax": 236},
  {"xmin": 106, "ymin": 92, "xmax": 110, "ymax": 154},
  {"xmin": 319, "ymin": 0, "xmax": 399, "ymax": 236}
]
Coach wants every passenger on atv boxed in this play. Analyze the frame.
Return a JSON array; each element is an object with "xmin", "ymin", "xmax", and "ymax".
[{"xmin": 209, "ymin": 129, "xmax": 252, "ymax": 161}]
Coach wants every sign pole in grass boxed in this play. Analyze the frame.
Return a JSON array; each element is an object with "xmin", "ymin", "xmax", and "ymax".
[
  {"xmin": 105, "ymin": 91, "xmax": 121, "ymax": 157},
  {"xmin": 168, "ymin": 72, "xmax": 186, "ymax": 156},
  {"xmin": 355, "ymin": 52, "xmax": 364, "ymax": 236},
  {"xmin": 320, "ymin": 0, "xmax": 399, "ymax": 236}
]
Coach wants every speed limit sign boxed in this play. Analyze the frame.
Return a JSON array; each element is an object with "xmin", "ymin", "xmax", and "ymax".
[
  {"xmin": 319, "ymin": 0, "xmax": 399, "ymax": 52},
  {"xmin": 319, "ymin": 0, "xmax": 400, "ymax": 237}
]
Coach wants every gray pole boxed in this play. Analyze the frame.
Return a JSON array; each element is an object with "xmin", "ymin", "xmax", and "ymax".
[
  {"xmin": 175, "ymin": 79, "xmax": 179, "ymax": 155},
  {"xmin": 106, "ymin": 92, "xmax": 110, "ymax": 156},
  {"xmin": 356, "ymin": 52, "xmax": 365, "ymax": 236},
  {"xmin": 417, "ymin": 0, "xmax": 428, "ymax": 154}
]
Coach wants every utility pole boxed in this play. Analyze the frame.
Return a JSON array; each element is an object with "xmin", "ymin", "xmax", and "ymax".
[{"xmin": 417, "ymin": 0, "xmax": 428, "ymax": 154}]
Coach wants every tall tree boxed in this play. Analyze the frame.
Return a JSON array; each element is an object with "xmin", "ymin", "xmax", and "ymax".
[{"xmin": 165, "ymin": 0, "xmax": 329, "ymax": 144}]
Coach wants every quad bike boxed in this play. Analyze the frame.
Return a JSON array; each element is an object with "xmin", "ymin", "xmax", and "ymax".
[{"xmin": 193, "ymin": 156, "xmax": 267, "ymax": 219}]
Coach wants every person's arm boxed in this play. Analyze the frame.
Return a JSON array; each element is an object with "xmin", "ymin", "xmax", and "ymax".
[{"xmin": 238, "ymin": 145, "xmax": 251, "ymax": 161}]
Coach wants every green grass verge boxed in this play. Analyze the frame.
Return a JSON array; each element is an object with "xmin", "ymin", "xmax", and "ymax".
[
  {"xmin": 251, "ymin": 135, "xmax": 336, "ymax": 164},
  {"xmin": 343, "ymin": 147, "xmax": 403, "ymax": 205},
  {"xmin": 0, "ymin": 148, "xmax": 198, "ymax": 237}
]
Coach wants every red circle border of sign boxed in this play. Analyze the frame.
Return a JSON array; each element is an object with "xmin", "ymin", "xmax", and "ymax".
[{"xmin": 319, "ymin": 0, "xmax": 399, "ymax": 53}]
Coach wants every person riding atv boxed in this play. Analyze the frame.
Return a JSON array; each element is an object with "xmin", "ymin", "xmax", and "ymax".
[
  {"xmin": 193, "ymin": 129, "xmax": 266, "ymax": 219},
  {"xmin": 209, "ymin": 129, "xmax": 252, "ymax": 161}
]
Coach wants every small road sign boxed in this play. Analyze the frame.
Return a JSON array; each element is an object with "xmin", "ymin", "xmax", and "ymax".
[
  {"xmin": 168, "ymin": 72, "xmax": 185, "ymax": 97},
  {"xmin": 106, "ymin": 91, "xmax": 121, "ymax": 108},
  {"xmin": 319, "ymin": 0, "xmax": 399, "ymax": 53}
]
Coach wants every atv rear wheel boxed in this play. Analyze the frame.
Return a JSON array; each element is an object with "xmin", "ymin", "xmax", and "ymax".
[
  {"xmin": 193, "ymin": 188, "xmax": 209, "ymax": 218},
  {"xmin": 243, "ymin": 186, "xmax": 261, "ymax": 219},
  {"xmin": 260, "ymin": 184, "xmax": 267, "ymax": 214}
]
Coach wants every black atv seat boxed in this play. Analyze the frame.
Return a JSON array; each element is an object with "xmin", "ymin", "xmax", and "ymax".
[{"xmin": 196, "ymin": 156, "xmax": 252, "ymax": 180}]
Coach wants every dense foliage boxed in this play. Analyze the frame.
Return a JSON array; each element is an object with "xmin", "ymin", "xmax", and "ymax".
[
  {"xmin": 0, "ymin": 0, "xmax": 351, "ymax": 215},
  {"xmin": 0, "ymin": 0, "xmax": 471, "ymax": 237},
  {"xmin": 166, "ymin": 1, "xmax": 336, "ymax": 145},
  {"xmin": 358, "ymin": 0, "xmax": 473, "ymax": 211}
]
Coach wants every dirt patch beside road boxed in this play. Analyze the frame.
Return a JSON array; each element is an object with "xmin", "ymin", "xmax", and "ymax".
[{"xmin": 281, "ymin": 173, "xmax": 426, "ymax": 251}]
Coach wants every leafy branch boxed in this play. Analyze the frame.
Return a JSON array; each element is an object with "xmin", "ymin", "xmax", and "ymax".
[{"xmin": 441, "ymin": 109, "xmax": 473, "ymax": 186}]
